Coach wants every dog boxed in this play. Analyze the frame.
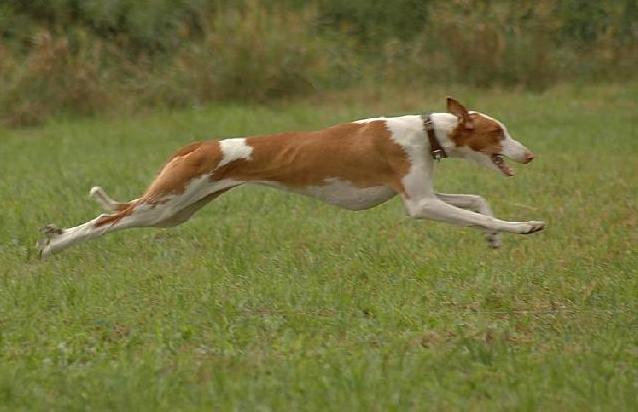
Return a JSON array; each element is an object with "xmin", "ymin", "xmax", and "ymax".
[{"xmin": 37, "ymin": 97, "xmax": 544, "ymax": 258}]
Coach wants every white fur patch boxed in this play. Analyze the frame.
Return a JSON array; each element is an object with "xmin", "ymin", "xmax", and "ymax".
[
  {"xmin": 217, "ymin": 138, "xmax": 253, "ymax": 169},
  {"xmin": 384, "ymin": 116, "xmax": 436, "ymax": 201},
  {"xmin": 383, "ymin": 116, "xmax": 423, "ymax": 142},
  {"xmin": 353, "ymin": 117, "xmax": 386, "ymax": 124},
  {"xmin": 301, "ymin": 178, "xmax": 395, "ymax": 210},
  {"xmin": 158, "ymin": 175, "xmax": 242, "ymax": 220},
  {"xmin": 258, "ymin": 178, "xmax": 395, "ymax": 210}
]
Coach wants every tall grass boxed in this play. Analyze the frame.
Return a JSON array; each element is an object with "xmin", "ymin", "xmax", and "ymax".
[{"xmin": 1, "ymin": 0, "xmax": 636, "ymax": 126}]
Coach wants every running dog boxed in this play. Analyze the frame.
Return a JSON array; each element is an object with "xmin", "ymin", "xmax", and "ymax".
[{"xmin": 38, "ymin": 97, "xmax": 544, "ymax": 257}]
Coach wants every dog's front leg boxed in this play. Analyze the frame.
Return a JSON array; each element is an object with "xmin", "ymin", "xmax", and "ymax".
[
  {"xmin": 404, "ymin": 196, "xmax": 544, "ymax": 236},
  {"xmin": 436, "ymin": 193, "xmax": 501, "ymax": 248}
]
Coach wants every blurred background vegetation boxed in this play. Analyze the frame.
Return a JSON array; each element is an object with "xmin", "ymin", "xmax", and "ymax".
[{"xmin": 0, "ymin": 0, "xmax": 636, "ymax": 126}]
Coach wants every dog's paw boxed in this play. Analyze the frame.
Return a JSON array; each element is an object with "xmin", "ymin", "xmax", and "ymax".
[
  {"xmin": 486, "ymin": 232, "xmax": 502, "ymax": 248},
  {"xmin": 41, "ymin": 224, "xmax": 63, "ymax": 236},
  {"xmin": 36, "ymin": 224, "xmax": 63, "ymax": 258},
  {"xmin": 520, "ymin": 221, "xmax": 545, "ymax": 234}
]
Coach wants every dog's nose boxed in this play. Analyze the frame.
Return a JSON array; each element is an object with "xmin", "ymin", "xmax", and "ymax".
[{"xmin": 523, "ymin": 152, "xmax": 535, "ymax": 164}]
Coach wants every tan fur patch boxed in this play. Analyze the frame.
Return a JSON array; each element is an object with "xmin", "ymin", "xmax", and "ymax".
[
  {"xmin": 143, "ymin": 140, "xmax": 223, "ymax": 202},
  {"xmin": 450, "ymin": 113, "xmax": 505, "ymax": 154},
  {"xmin": 213, "ymin": 121, "xmax": 411, "ymax": 194}
]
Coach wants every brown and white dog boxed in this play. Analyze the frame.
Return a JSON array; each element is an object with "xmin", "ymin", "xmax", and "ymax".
[{"xmin": 37, "ymin": 97, "xmax": 544, "ymax": 258}]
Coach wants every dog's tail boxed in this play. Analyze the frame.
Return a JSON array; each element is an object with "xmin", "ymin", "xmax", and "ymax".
[{"xmin": 89, "ymin": 186, "xmax": 133, "ymax": 213}]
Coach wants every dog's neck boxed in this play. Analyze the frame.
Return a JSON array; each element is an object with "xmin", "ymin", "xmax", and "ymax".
[{"xmin": 429, "ymin": 113, "xmax": 460, "ymax": 157}]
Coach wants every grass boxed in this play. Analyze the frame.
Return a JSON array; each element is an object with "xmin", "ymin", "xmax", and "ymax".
[{"xmin": 0, "ymin": 84, "xmax": 637, "ymax": 411}]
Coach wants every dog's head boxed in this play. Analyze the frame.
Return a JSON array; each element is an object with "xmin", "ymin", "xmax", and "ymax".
[{"xmin": 445, "ymin": 97, "xmax": 534, "ymax": 176}]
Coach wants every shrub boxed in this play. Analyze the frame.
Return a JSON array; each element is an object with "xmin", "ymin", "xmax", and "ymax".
[
  {"xmin": 174, "ymin": 2, "xmax": 335, "ymax": 102},
  {"xmin": 0, "ymin": 0, "xmax": 636, "ymax": 126}
]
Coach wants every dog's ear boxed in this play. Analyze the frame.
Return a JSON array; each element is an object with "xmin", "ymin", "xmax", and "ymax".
[{"xmin": 446, "ymin": 97, "xmax": 474, "ymax": 130}]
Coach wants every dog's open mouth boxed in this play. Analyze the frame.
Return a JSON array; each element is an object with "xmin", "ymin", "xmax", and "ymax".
[{"xmin": 491, "ymin": 154, "xmax": 514, "ymax": 176}]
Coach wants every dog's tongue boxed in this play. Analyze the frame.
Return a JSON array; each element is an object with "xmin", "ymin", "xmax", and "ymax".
[
  {"xmin": 493, "ymin": 155, "xmax": 514, "ymax": 176},
  {"xmin": 500, "ymin": 162, "xmax": 514, "ymax": 176}
]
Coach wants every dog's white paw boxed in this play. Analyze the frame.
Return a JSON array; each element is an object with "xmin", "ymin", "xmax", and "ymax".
[
  {"xmin": 486, "ymin": 232, "xmax": 502, "ymax": 248},
  {"xmin": 519, "ymin": 221, "xmax": 545, "ymax": 234},
  {"xmin": 37, "ymin": 224, "xmax": 63, "ymax": 258}
]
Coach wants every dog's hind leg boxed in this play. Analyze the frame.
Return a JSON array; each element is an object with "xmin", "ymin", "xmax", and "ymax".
[
  {"xmin": 38, "ymin": 139, "xmax": 238, "ymax": 258},
  {"xmin": 37, "ymin": 201, "xmax": 160, "ymax": 258},
  {"xmin": 155, "ymin": 189, "xmax": 229, "ymax": 227},
  {"xmin": 436, "ymin": 193, "xmax": 501, "ymax": 248},
  {"xmin": 39, "ymin": 185, "xmax": 234, "ymax": 258}
]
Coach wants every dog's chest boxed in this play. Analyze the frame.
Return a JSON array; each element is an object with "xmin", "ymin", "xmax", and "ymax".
[{"xmin": 259, "ymin": 178, "xmax": 396, "ymax": 210}]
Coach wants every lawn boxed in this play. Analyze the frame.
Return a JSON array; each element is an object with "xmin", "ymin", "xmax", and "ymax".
[{"xmin": 0, "ymin": 84, "xmax": 636, "ymax": 411}]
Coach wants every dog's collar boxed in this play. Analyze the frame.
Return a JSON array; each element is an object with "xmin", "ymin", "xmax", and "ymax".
[{"xmin": 422, "ymin": 113, "xmax": 447, "ymax": 161}]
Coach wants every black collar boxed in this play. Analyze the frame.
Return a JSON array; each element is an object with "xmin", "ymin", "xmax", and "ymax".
[{"xmin": 422, "ymin": 113, "xmax": 447, "ymax": 161}]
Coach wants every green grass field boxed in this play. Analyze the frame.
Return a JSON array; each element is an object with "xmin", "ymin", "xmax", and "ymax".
[{"xmin": 1, "ymin": 84, "xmax": 637, "ymax": 411}]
